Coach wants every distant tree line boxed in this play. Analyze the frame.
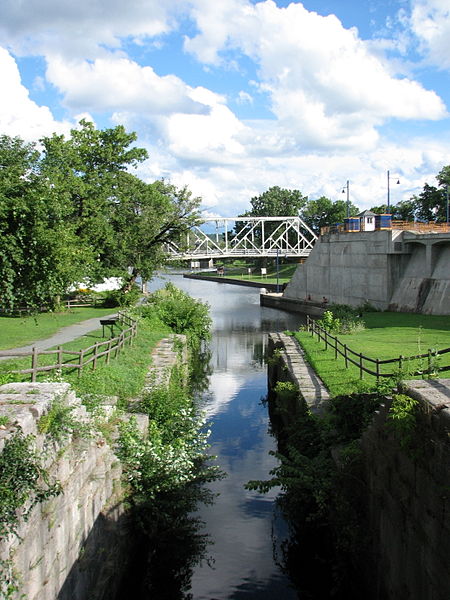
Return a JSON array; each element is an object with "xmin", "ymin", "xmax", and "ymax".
[
  {"xmin": 0, "ymin": 120, "xmax": 201, "ymax": 312},
  {"xmin": 241, "ymin": 167, "xmax": 450, "ymax": 235}
]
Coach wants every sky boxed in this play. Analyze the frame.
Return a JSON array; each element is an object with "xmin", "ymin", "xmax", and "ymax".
[{"xmin": 1, "ymin": 0, "xmax": 450, "ymax": 216}]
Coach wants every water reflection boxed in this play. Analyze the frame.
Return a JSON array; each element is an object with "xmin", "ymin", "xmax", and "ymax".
[{"xmin": 147, "ymin": 273, "xmax": 303, "ymax": 599}]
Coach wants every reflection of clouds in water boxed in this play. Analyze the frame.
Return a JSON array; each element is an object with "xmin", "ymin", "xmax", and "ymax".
[
  {"xmin": 202, "ymin": 371, "xmax": 244, "ymax": 418},
  {"xmin": 190, "ymin": 422, "xmax": 295, "ymax": 599}
]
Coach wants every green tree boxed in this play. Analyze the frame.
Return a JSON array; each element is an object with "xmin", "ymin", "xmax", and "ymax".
[
  {"xmin": 108, "ymin": 176, "xmax": 201, "ymax": 291},
  {"xmin": 236, "ymin": 186, "xmax": 308, "ymax": 248},
  {"xmin": 370, "ymin": 200, "xmax": 415, "ymax": 221},
  {"xmin": 40, "ymin": 119, "xmax": 149, "ymax": 282},
  {"xmin": 242, "ymin": 186, "xmax": 308, "ymax": 217},
  {"xmin": 301, "ymin": 197, "xmax": 359, "ymax": 234},
  {"xmin": 411, "ymin": 183, "xmax": 446, "ymax": 223},
  {"xmin": 0, "ymin": 135, "xmax": 82, "ymax": 311},
  {"xmin": 0, "ymin": 122, "xmax": 202, "ymax": 310}
]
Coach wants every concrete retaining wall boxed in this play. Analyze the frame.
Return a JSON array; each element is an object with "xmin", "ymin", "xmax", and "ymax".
[{"xmin": 283, "ymin": 230, "xmax": 450, "ymax": 314}]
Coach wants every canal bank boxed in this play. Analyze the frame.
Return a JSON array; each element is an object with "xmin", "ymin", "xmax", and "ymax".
[
  {"xmin": 267, "ymin": 331, "xmax": 450, "ymax": 600},
  {"xmin": 183, "ymin": 272, "xmax": 281, "ymax": 291}
]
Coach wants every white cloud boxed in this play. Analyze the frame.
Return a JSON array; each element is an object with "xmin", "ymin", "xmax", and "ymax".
[
  {"xmin": 0, "ymin": 0, "xmax": 183, "ymax": 58},
  {"xmin": 0, "ymin": 47, "xmax": 70, "ymax": 141},
  {"xmin": 410, "ymin": 0, "xmax": 450, "ymax": 69},
  {"xmin": 45, "ymin": 55, "xmax": 210, "ymax": 116},
  {"xmin": 184, "ymin": 0, "xmax": 446, "ymax": 149}
]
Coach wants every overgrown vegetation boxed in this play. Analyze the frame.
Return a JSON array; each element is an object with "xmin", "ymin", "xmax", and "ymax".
[
  {"xmin": 0, "ymin": 431, "xmax": 61, "ymax": 539},
  {"xmin": 139, "ymin": 282, "xmax": 212, "ymax": 349},
  {"xmin": 316, "ymin": 306, "xmax": 365, "ymax": 334}
]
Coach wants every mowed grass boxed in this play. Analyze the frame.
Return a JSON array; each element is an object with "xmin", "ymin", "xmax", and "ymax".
[
  {"xmin": 0, "ymin": 315, "xmax": 172, "ymax": 402},
  {"xmin": 295, "ymin": 312, "xmax": 450, "ymax": 397},
  {"xmin": 0, "ymin": 307, "xmax": 117, "ymax": 350},
  {"xmin": 200, "ymin": 262, "xmax": 298, "ymax": 284}
]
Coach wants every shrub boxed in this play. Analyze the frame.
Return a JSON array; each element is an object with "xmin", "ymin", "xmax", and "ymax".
[{"xmin": 141, "ymin": 283, "xmax": 211, "ymax": 348}]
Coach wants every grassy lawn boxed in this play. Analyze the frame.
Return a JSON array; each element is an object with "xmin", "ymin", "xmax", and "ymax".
[
  {"xmin": 0, "ymin": 314, "xmax": 172, "ymax": 402},
  {"xmin": 295, "ymin": 311, "xmax": 450, "ymax": 397},
  {"xmin": 0, "ymin": 307, "xmax": 118, "ymax": 350},
  {"xmin": 199, "ymin": 262, "xmax": 298, "ymax": 284}
]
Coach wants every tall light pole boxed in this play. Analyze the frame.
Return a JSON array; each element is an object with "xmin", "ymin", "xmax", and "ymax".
[
  {"xmin": 387, "ymin": 170, "xmax": 400, "ymax": 214},
  {"xmin": 341, "ymin": 180, "xmax": 350, "ymax": 218},
  {"xmin": 446, "ymin": 184, "xmax": 449, "ymax": 226}
]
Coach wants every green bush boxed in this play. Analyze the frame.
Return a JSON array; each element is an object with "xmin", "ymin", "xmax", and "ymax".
[
  {"xmin": 100, "ymin": 285, "xmax": 142, "ymax": 308},
  {"xmin": 141, "ymin": 283, "xmax": 211, "ymax": 348},
  {"xmin": 317, "ymin": 305, "xmax": 365, "ymax": 334}
]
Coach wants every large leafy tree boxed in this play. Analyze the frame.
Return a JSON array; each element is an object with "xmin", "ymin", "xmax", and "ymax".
[
  {"xmin": 107, "ymin": 175, "xmax": 201, "ymax": 291},
  {"xmin": 0, "ymin": 135, "xmax": 83, "ymax": 310},
  {"xmin": 241, "ymin": 186, "xmax": 308, "ymax": 217},
  {"xmin": 411, "ymin": 182, "xmax": 448, "ymax": 223},
  {"xmin": 0, "ymin": 121, "xmax": 202, "ymax": 310},
  {"xmin": 369, "ymin": 200, "xmax": 416, "ymax": 221},
  {"xmin": 301, "ymin": 196, "xmax": 359, "ymax": 234},
  {"xmin": 40, "ymin": 119, "xmax": 149, "ymax": 281},
  {"xmin": 236, "ymin": 186, "xmax": 308, "ymax": 247}
]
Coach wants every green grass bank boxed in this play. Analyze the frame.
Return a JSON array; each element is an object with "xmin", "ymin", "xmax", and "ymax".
[{"xmin": 295, "ymin": 311, "xmax": 450, "ymax": 397}]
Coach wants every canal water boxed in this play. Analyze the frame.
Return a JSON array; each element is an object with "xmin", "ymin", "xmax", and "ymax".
[{"xmin": 148, "ymin": 273, "xmax": 304, "ymax": 599}]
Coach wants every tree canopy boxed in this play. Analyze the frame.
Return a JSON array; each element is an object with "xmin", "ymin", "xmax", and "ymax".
[{"xmin": 0, "ymin": 122, "xmax": 201, "ymax": 311}]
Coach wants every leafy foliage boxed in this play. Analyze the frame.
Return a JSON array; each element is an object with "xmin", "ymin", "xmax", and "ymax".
[
  {"xmin": 387, "ymin": 393, "xmax": 419, "ymax": 448},
  {"xmin": 0, "ymin": 431, "xmax": 61, "ymax": 538},
  {"xmin": 317, "ymin": 306, "xmax": 365, "ymax": 334},
  {"xmin": 0, "ymin": 122, "xmax": 201, "ymax": 311},
  {"xmin": 141, "ymin": 283, "xmax": 211, "ymax": 348},
  {"xmin": 301, "ymin": 196, "xmax": 359, "ymax": 233}
]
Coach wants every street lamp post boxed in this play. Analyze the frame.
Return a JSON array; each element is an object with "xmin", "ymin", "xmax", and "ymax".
[
  {"xmin": 446, "ymin": 185, "xmax": 449, "ymax": 226},
  {"xmin": 341, "ymin": 180, "xmax": 350, "ymax": 218},
  {"xmin": 387, "ymin": 170, "xmax": 400, "ymax": 214}
]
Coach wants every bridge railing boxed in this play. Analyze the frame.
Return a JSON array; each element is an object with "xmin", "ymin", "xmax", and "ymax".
[{"xmin": 306, "ymin": 315, "xmax": 450, "ymax": 380}]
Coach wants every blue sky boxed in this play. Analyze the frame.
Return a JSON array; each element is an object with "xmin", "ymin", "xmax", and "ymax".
[{"xmin": 1, "ymin": 0, "xmax": 449, "ymax": 215}]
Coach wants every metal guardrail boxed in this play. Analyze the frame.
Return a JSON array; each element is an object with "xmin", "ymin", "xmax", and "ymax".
[
  {"xmin": 1, "ymin": 312, "xmax": 137, "ymax": 382},
  {"xmin": 306, "ymin": 315, "xmax": 450, "ymax": 380}
]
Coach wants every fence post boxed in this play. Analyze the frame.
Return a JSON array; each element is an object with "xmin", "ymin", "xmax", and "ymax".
[
  {"xmin": 57, "ymin": 345, "xmax": 63, "ymax": 369},
  {"xmin": 334, "ymin": 336, "xmax": 338, "ymax": 360},
  {"xmin": 359, "ymin": 353, "xmax": 363, "ymax": 379},
  {"xmin": 324, "ymin": 330, "xmax": 328, "ymax": 351},
  {"xmin": 93, "ymin": 343, "xmax": 98, "ymax": 371},
  {"xmin": 376, "ymin": 358, "xmax": 380, "ymax": 383},
  {"xmin": 31, "ymin": 347, "xmax": 38, "ymax": 382},
  {"xmin": 399, "ymin": 355, "xmax": 403, "ymax": 371},
  {"xmin": 78, "ymin": 349, "xmax": 83, "ymax": 377},
  {"xmin": 106, "ymin": 340, "xmax": 112, "ymax": 365},
  {"xmin": 428, "ymin": 349, "xmax": 432, "ymax": 377},
  {"xmin": 344, "ymin": 344, "xmax": 348, "ymax": 369}
]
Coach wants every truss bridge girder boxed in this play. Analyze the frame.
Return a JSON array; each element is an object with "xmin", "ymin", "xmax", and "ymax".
[{"xmin": 166, "ymin": 216, "xmax": 317, "ymax": 260}]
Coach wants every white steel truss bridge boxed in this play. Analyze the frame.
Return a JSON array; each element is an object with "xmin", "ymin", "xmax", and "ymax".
[{"xmin": 166, "ymin": 216, "xmax": 317, "ymax": 260}]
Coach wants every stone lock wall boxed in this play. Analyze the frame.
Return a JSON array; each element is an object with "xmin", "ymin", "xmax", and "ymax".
[
  {"xmin": 0, "ymin": 334, "xmax": 185, "ymax": 600},
  {"xmin": 361, "ymin": 379, "xmax": 450, "ymax": 600},
  {"xmin": 0, "ymin": 382, "xmax": 133, "ymax": 600}
]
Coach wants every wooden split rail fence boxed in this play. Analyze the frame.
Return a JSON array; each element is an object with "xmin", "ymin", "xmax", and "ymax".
[
  {"xmin": 306, "ymin": 315, "xmax": 450, "ymax": 381},
  {"xmin": 1, "ymin": 311, "xmax": 137, "ymax": 382}
]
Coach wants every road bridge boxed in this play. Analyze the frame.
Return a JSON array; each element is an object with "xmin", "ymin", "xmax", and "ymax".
[{"xmin": 166, "ymin": 216, "xmax": 317, "ymax": 260}]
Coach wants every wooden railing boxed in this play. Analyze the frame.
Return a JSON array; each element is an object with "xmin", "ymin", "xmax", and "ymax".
[
  {"xmin": 1, "ymin": 312, "xmax": 137, "ymax": 382},
  {"xmin": 306, "ymin": 315, "xmax": 450, "ymax": 380}
]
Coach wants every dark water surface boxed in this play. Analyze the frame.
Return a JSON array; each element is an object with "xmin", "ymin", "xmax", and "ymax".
[{"xmin": 148, "ymin": 274, "xmax": 304, "ymax": 599}]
